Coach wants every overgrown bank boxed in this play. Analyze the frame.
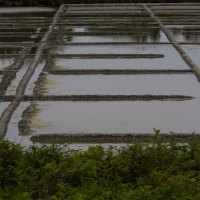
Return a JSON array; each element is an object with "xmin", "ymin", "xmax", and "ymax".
[
  {"xmin": 1, "ymin": 130, "xmax": 200, "ymax": 199},
  {"xmin": 0, "ymin": 0, "xmax": 200, "ymax": 6}
]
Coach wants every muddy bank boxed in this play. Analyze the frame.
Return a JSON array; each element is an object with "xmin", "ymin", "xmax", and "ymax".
[
  {"xmin": 53, "ymin": 32, "xmax": 151, "ymax": 36},
  {"xmin": 47, "ymin": 69, "xmax": 194, "ymax": 75},
  {"xmin": 30, "ymin": 132, "xmax": 200, "ymax": 143},
  {"xmin": 0, "ymin": 95, "xmax": 193, "ymax": 101},
  {"xmin": 33, "ymin": 72, "xmax": 47, "ymax": 95},
  {"xmin": 53, "ymin": 54, "xmax": 165, "ymax": 59},
  {"xmin": 49, "ymin": 42, "xmax": 171, "ymax": 45},
  {"xmin": 18, "ymin": 102, "xmax": 36, "ymax": 135}
]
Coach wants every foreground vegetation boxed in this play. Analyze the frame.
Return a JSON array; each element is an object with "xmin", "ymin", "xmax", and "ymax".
[{"xmin": 1, "ymin": 130, "xmax": 200, "ymax": 199}]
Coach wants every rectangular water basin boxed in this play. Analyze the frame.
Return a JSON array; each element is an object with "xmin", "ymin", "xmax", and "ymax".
[
  {"xmin": 65, "ymin": 10, "xmax": 142, "ymax": 14},
  {"xmin": 53, "ymin": 56, "xmax": 188, "ymax": 70},
  {"xmin": 43, "ymin": 74, "xmax": 199, "ymax": 97},
  {"xmin": 0, "ymin": 36, "xmax": 41, "ymax": 43},
  {"xmin": 166, "ymin": 25, "xmax": 200, "ymax": 42},
  {"xmin": 0, "ymin": 47, "xmax": 22, "ymax": 54},
  {"xmin": 63, "ymin": 35, "xmax": 167, "ymax": 43},
  {"xmin": 58, "ymin": 44, "xmax": 175, "ymax": 54},
  {"xmin": 0, "ymin": 27, "xmax": 47, "ymax": 33},
  {"xmin": 67, "ymin": 6, "xmax": 141, "ymax": 11},
  {"xmin": 0, "ymin": 58, "xmax": 15, "ymax": 69},
  {"xmin": 181, "ymin": 45, "xmax": 200, "ymax": 67},
  {"xmin": 6, "ymin": 59, "xmax": 45, "ymax": 95},
  {"xmin": 0, "ymin": 11, "xmax": 55, "ymax": 18},
  {"xmin": 29, "ymin": 99, "xmax": 200, "ymax": 134}
]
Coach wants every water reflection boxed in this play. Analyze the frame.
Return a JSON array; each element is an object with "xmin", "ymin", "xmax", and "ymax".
[
  {"xmin": 181, "ymin": 45, "xmax": 200, "ymax": 68},
  {"xmin": 0, "ymin": 27, "xmax": 47, "ymax": 33},
  {"xmin": 0, "ymin": 58, "xmax": 15, "ymax": 69},
  {"xmin": 61, "ymin": 27, "xmax": 168, "ymax": 43},
  {"xmin": 0, "ymin": 36, "xmax": 41, "ymax": 43},
  {"xmin": 166, "ymin": 25, "xmax": 200, "ymax": 42},
  {"xmin": 58, "ymin": 44, "xmax": 172, "ymax": 54},
  {"xmin": 0, "ymin": 12, "xmax": 55, "ymax": 18},
  {"xmin": 0, "ymin": 47, "xmax": 22, "ymax": 54}
]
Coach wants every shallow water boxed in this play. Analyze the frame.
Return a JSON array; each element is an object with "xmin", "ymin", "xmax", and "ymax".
[
  {"xmin": 61, "ymin": 26, "xmax": 168, "ymax": 43},
  {"xmin": 67, "ymin": 6, "xmax": 141, "ymax": 11},
  {"xmin": 29, "ymin": 99, "xmax": 200, "ymax": 135},
  {"xmin": 0, "ymin": 21, "xmax": 51, "ymax": 25},
  {"xmin": 0, "ymin": 36, "xmax": 41, "ymax": 43},
  {"xmin": 181, "ymin": 45, "xmax": 200, "ymax": 68},
  {"xmin": 0, "ymin": 12, "xmax": 56, "ymax": 18},
  {"xmin": 63, "ymin": 35, "xmax": 167, "ymax": 43},
  {"xmin": 165, "ymin": 25, "xmax": 200, "ymax": 42},
  {"xmin": 4, "ymin": 102, "xmax": 33, "ymax": 147},
  {"xmin": 61, "ymin": 19, "xmax": 153, "ymax": 23},
  {"xmin": 58, "ymin": 44, "xmax": 173, "ymax": 54},
  {"xmin": 155, "ymin": 10, "xmax": 200, "ymax": 13},
  {"xmin": 0, "ymin": 7, "xmax": 55, "ymax": 13},
  {"xmin": 60, "ymin": 26, "xmax": 158, "ymax": 32},
  {"xmin": 54, "ymin": 57, "xmax": 189, "ymax": 70},
  {"xmin": 66, "ymin": 10, "xmax": 142, "ymax": 14},
  {"xmin": 6, "ymin": 59, "xmax": 45, "ymax": 95},
  {"xmin": 43, "ymin": 74, "xmax": 199, "ymax": 96},
  {"xmin": 25, "ymin": 60, "xmax": 46, "ymax": 95},
  {"xmin": 0, "ymin": 27, "xmax": 47, "ymax": 33},
  {"xmin": 0, "ymin": 47, "xmax": 22, "ymax": 54},
  {"xmin": 150, "ymin": 6, "xmax": 200, "ymax": 9},
  {"xmin": 0, "ymin": 58, "xmax": 15, "ymax": 69}
]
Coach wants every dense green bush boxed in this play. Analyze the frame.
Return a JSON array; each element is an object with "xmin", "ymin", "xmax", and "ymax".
[{"xmin": 1, "ymin": 130, "xmax": 200, "ymax": 199}]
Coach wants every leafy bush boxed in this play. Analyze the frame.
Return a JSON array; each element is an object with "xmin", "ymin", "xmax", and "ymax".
[{"xmin": 1, "ymin": 130, "xmax": 200, "ymax": 199}]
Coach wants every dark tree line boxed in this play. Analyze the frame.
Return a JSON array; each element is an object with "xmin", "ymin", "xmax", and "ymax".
[{"xmin": 0, "ymin": 0, "xmax": 199, "ymax": 6}]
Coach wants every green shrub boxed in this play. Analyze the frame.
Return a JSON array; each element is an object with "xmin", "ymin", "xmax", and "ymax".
[{"xmin": 1, "ymin": 131, "xmax": 200, "ymax": 199}]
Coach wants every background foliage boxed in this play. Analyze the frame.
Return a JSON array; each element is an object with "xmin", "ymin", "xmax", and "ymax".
[{"xmin": 0, "ymin": 0, "xmax": 199, "ymax": 6}]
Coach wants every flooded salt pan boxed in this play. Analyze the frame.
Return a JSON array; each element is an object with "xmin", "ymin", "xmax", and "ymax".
[
  {"xmin": 67, "ymin": 6, "xmax": 141, "ymax": 11},
  {"xmin": 58, "ymin": 44, "xmax": 174, "ymax": 54},
  {"xmin": 0, "ymin": 7, "xmax": 55, "ymax": 13},
  {"xmin": 25, "ymin": 60, "xmax": 46, "ymax": 95},
  {"xmin": 66, "ymin": 10, "xmax": 142, "ymax": 14},
  {"xmin": 0, "ymin": 36, "xmax": 41, "ymax": 43},
  {"xmin": 0, "ymin": 12, "xmax": 55, "ymax": 18},
  {"xmin": 0, "ymin": 27, "xmax": 46, "ymax": 33},
  {"xmin": 61, "ymin": 26, "xmax": 158, "ymax": 33},
  {"xmin": 63, "ymin": 35, "xmax": 166, "ymax": 43},
  {"xmin": 0, "ymin": 47, "xmax": 22, "ymax": 54},
  {"xmin": 29, "ymin": 100, "xmax": 200, "ymax": 134},
  {"xmin": 6, "ymin": 59, "xmax": 32, "ymax": 95},
  {"xmin": 181, "ymin": 45, "xmax": 200, "ymax": 68},
  {"xmin": 6, "ymin": 59, "xmax": 45, "ymax": 95},
  {"xmin": 166, "ymin": 25, "xmax": 200, "ymax": 42},
  {"xmin": 54, "ymin": 57, "xmax": 189, "ymax": 70},
  {"xmin": 4, "ymin": 102, "xmax": 32, "ymax": 146},
  {"xmin": 61, "ymin": 26, "xmax": 168, "ymax": 43},
  {"xmin": 0, "ymin": 58, "xmax": 15, "ymax": 69},
  {"xmin": 43, "ymin": 74, "xmax": 199, "ymax": 97}
]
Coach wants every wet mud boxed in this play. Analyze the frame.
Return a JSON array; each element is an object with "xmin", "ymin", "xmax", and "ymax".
[{"xmin": 30, "ymin": 133, "xmax": 200, "ymax": 143}]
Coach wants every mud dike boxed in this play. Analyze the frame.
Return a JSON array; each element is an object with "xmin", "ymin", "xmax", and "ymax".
[{"xmin": 0, "ymin": 4, "xmax": 200, "ymax": 147}]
